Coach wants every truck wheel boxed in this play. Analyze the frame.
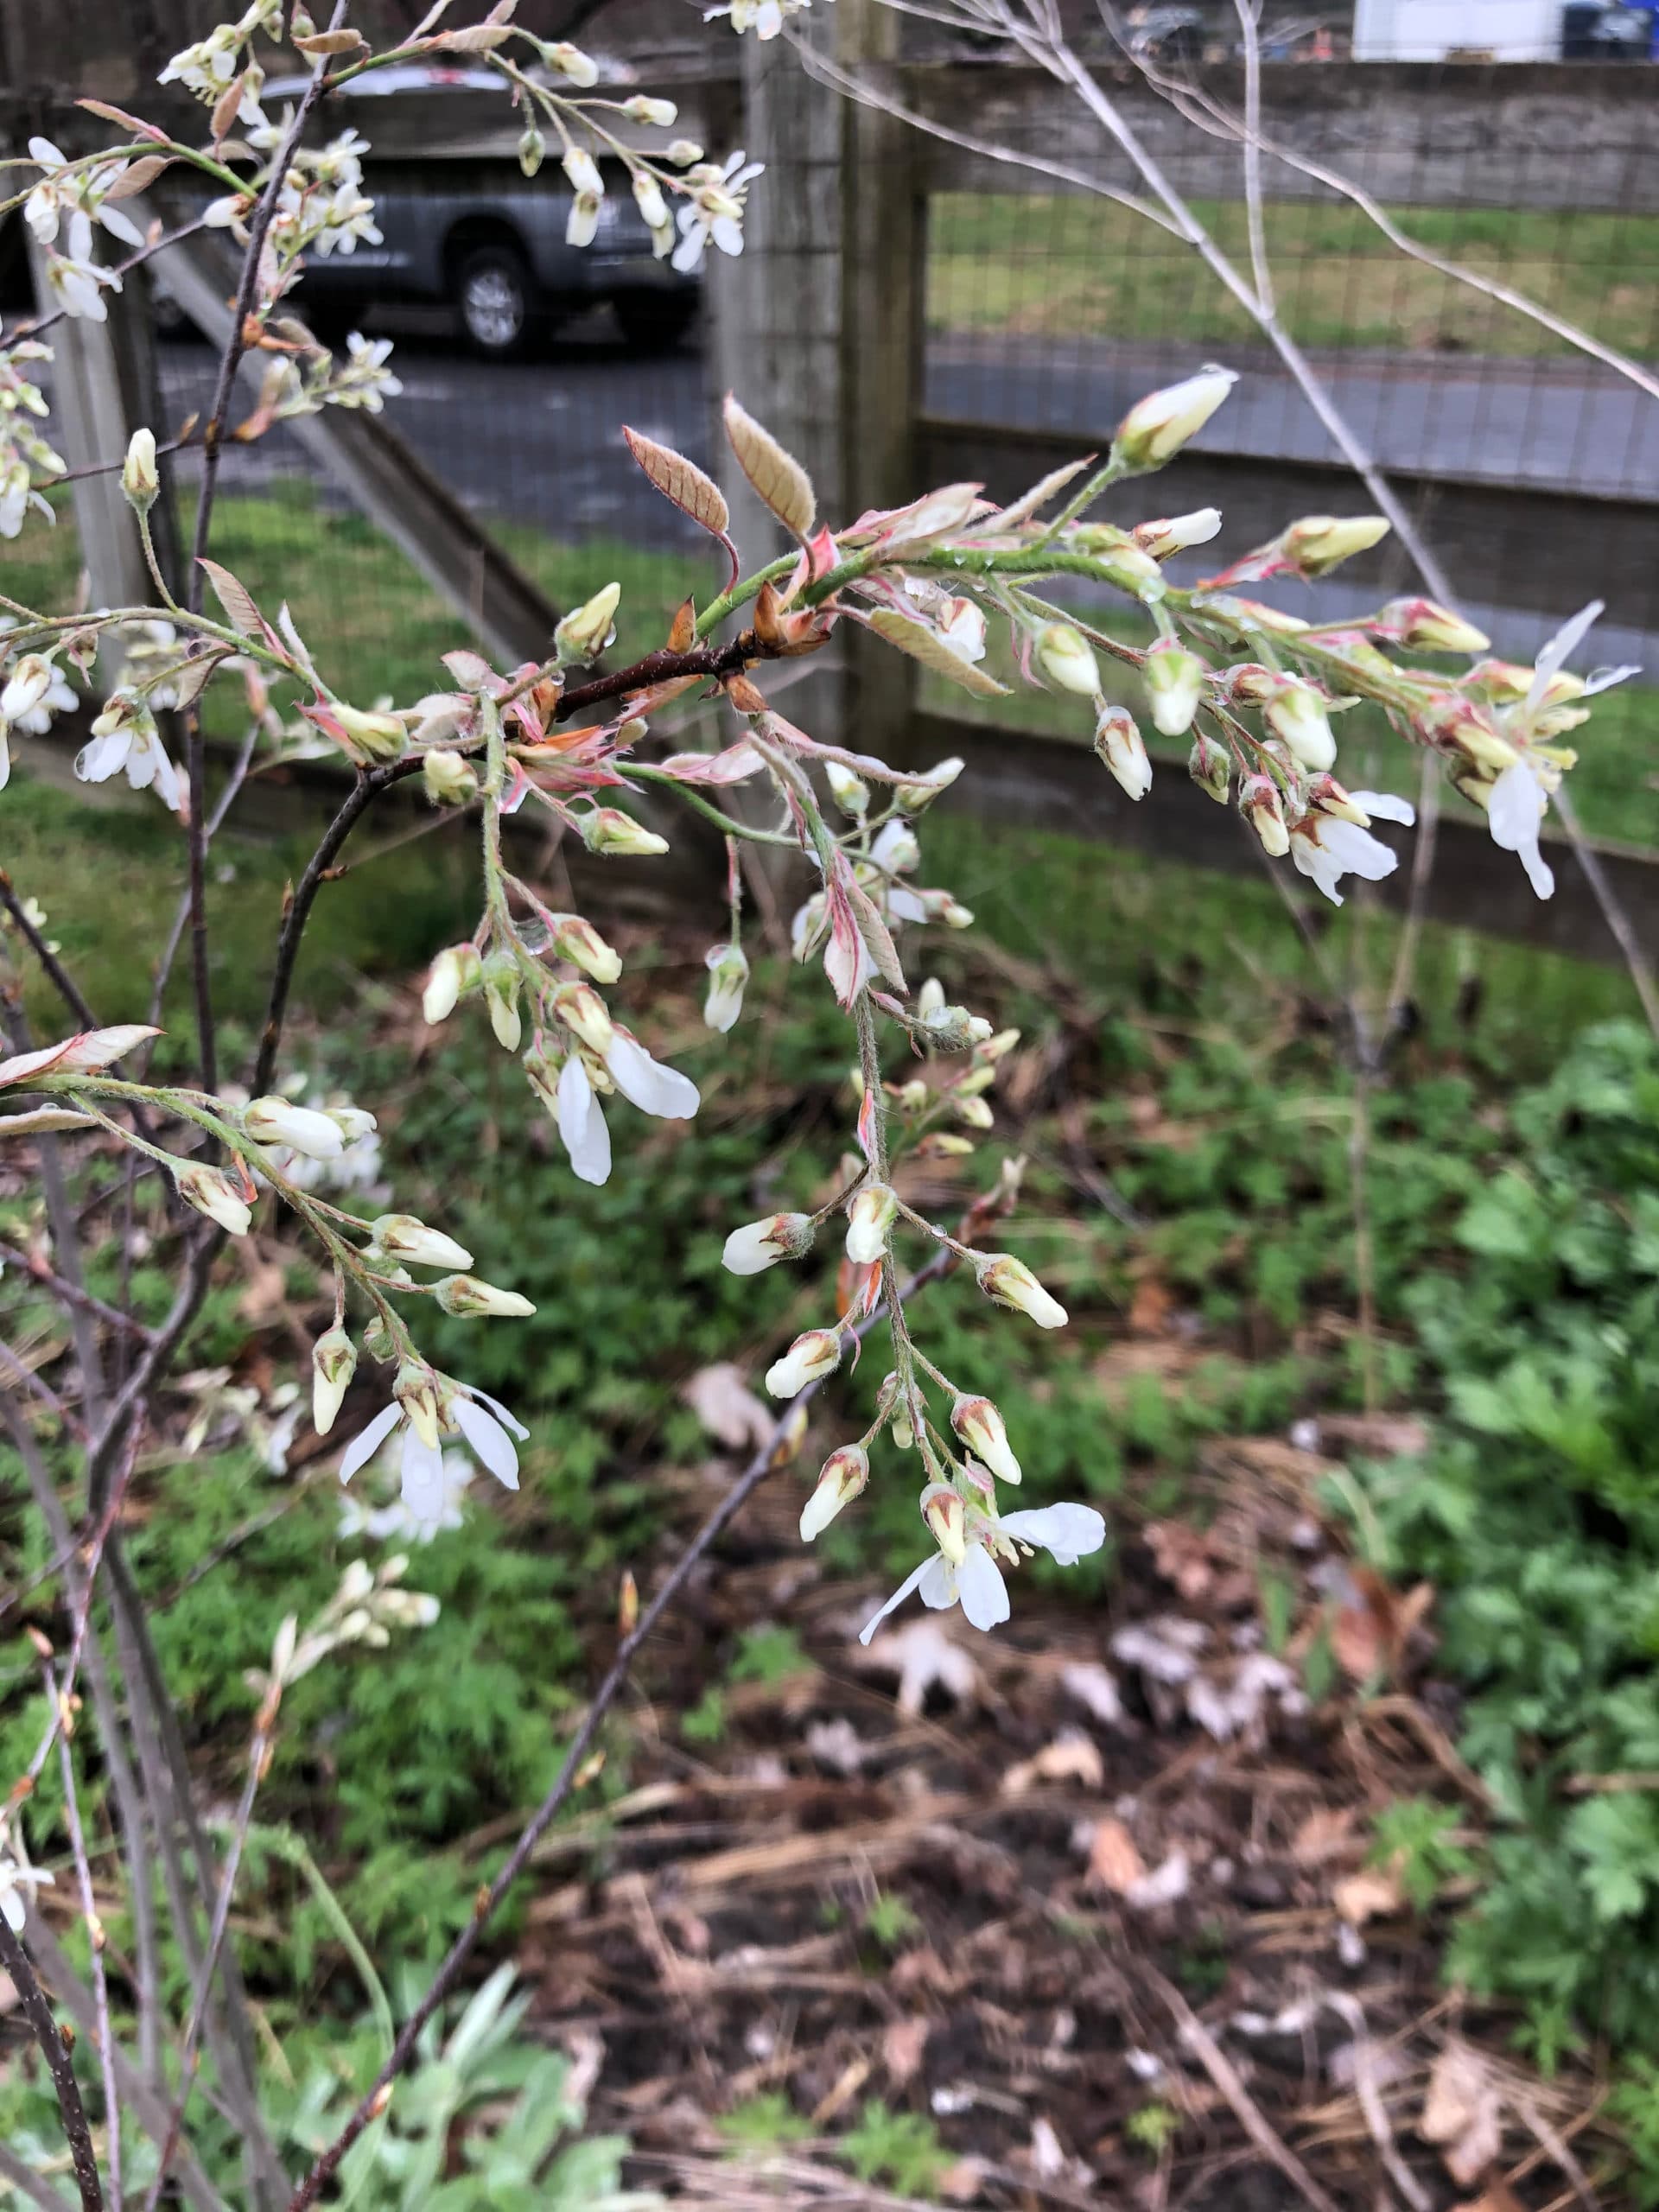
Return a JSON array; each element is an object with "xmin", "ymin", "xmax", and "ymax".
[
  {"xmin": 614, "ymin": 292, "xmax": 698, "ymax": 353},
  {"xmin": 455, "ymin": 245, "xmax": 533, "ymax": 359}
]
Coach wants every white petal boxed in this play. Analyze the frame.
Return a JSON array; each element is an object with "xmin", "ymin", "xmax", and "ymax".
[
  {"xmin": 998, "ymin": 1502, "xmax": 1107, "ymax": 1566},
  {"xmin": 1528, "ymin": 601, "xmax": 1602, "ymax": 710},
  {"xmin": 98, "ymin": 202, "xmax": 146, "ymax": 250},
  {"xmin": 452, "ymin": 1395, "xmax": 520, "ymax": 1489},
  {"xmin": 605, "ymin": 1033, "xmax": 701, "ymax": 1120},
  {"xmin": 917, "ymin": 1554, "xmax": 959, "ymax": 1610},
  {"xmin": 74, "ymin": 729, "xmax": 129, "ymax": 784},
  {"xmin": 709, "ymin": 216, "xmax": 746, "ymax": 257},
  {"xmin": 467, "ymin": 1386, "xmax": 529, "ymax": 1440},
  {"xmin": 1346, "ymin": 789, "xmax": 1416, "ymax": 826},
  {"xmin": 858, "ymin": 1558, "xmax": 933, "ymax": 1644},
  {"xmin": 556, "ymin": 1055, "xmax": 612, "ymax": 1185},
  {"xmin": 1, "ymin": 1887, "xmax": 22, "ymax": 1932},
  {"xmin": 956, "ymin": 1545, "xmax": 1011, "ymax": 1631},
  {"xmin": 1520, "ymin": 842, "xmax": 1555, "ymax": 899},
  {"xmin": 401, "ymin": 1427, "xmax": 446, "ymax": 1520},
  {"xmin": 1486, "ymin": 760, "xmax": 1546, "ymax": 852},
  {"xmin": 338, "ymin": 1402, "xmax": 400, "ymax": 1484}
]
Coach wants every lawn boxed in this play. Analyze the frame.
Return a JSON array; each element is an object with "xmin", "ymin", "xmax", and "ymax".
[{"xmin": 928, "ymin": 192, "xmax": 1659, "ymax": 359}]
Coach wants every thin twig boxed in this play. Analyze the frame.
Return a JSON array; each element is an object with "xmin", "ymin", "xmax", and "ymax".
[
  {"xmin": 0, "ymin": 1239, "xmax": 156, "ymax": 1344},
  {"xmin": 49, "ymin": 1658, "xmax": 124, "ymax": 2212},
  {"xmin": 286, "ymin": 1241, "xmax": 960, "ymax": 2210},
  {"xmin": 0, "ymin": 1916, "xmax": 106, "ymax": 2212},
  {"xmin": 0, "ymin": 2141, "xmax": 79, "ymax": 2212}
]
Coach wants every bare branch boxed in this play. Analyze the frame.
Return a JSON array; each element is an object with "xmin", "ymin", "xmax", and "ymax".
[{"xmin": 0, "ymin": 1916, "xmax": 106, "ymax": 2212}]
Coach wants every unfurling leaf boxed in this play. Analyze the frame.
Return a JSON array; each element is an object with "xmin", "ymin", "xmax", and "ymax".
[
  {"xmin": 622, "ymin": 428, "xmax": 730, "ymax": 540},
  {"xmin": 170, "ymin": 652, "xmax": 227, "ymax": 712},
  {"xmin": 105, "ymin": 154, "xmax": 174, "ymax": 200},
  {"xmin": 868, "ymin": 609, "xmax": 1010, "ymax": 697},
  {"xmin": 723, "ymin": 394, "xmax": 816, "ymax": 540},
  {"xmin": 210, "ymin": 72, "xmax": 248, "ymax": 149},
  {"xmin": 77, "ymin": 99, "xmax": 168, "ymax": 141},
  {"xmin": 0, "ymin": 1025, "xmax": 162, "ymax": 1090},
  {"xmin": 292, "ymin": 27, "xmax": 370, "ymax": 54},
  {"xmin": 993, "ymin": 456, "xmax": 1093, "ymax": 529},
  {"xmin": 666, "ymin": 595, "xmax": 696, "ymax": 652},
  {"xmin": 0, "ymin": 1108, "xmax": 97, "ymax": 1137},
  {"xmin": 197, "ymin": 558, "xmax": 263, "ymax": 638},
  {"xmin": 433, "ymin": 22, "xmax": 514, "ymax": 50}
]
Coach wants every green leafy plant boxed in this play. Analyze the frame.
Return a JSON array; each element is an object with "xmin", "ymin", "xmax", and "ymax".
[
  {"xmin": 1371, "ymin": 1798, "xmax": 1479, "ymax": 1911},
  {"xmin": 841, "ymin": 2101, "xmax": 952, "ymax": 2197},
  {"xmin": 861, "ymin": 1890, "xmax": 924, "ymax": 1955}
]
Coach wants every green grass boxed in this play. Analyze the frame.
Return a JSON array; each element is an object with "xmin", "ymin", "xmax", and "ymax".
[{"xmin": 928, "ymin": 193, "xmax": 1659, "ymax": 359}]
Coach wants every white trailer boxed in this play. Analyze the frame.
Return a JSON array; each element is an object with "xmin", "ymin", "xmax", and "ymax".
[{"xmin": 1352, "ymin": 0, "xmax": 1563, "ymax": 58}]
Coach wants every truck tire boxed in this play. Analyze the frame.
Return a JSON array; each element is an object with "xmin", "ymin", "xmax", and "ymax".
[
  {"xmin": 613, "ymin": 292, "xmax": 698, "ymax": 353},
  {"xmin": 455, "ymin": 243, "xmax": 534, "ymax": 359}
]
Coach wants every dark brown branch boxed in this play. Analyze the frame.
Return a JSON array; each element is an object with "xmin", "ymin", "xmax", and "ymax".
[
  {"xmin": 0, "ymin": 1916, "xmax": 106, "ymax": 2212},
  {"xmin": 0, "ymin": 870, "xmax": 99, "ymax": 1030},
  {"xmin": 554, "ymin": 629, "xmax": 772, "ymax": 721},
  {"xmin": 286, "ymin": 1244, "xmax": 957, "ymax": 2210},
  {"xmin": 0, "ymin": 1238, "xmax": 156, "ymax": 1344}
]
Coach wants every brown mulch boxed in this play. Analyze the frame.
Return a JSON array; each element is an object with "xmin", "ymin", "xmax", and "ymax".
[{"xmin": 493, "ymin": 1433, "xmax": 1612, "ymax": 2212}]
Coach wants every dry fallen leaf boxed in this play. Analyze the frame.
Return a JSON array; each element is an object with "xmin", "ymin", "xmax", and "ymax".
[
  {"xmin": 1060, "ymin": 1660, "xmax": 1124, "ymax": 1726},
  {"xmin": 1292, "ymin": 1805, "xmax": 1357, "ymax": 1867},
  {"xmin": 682, "ymin": 1362, "xmax": 773, "ymax": 1452},
  {"xmin": 857, "ymin": 1618, "xmax": 981, "ymax": 1716},
  {"xmin": 1333, "ymin": 1863, "xmax": 1403, "ymax": 1927},
  {"xmin": 1128, "ymin": 1272, "xmax": 1175, "ymax": 1336},
  {"xmin": 1421, "ymin": 2043, "xmax": 1503, "ymax": 2189},
  {"xmin": 238, "ymin": 1255, "xmax": 289, "ymax": 1323},
  {"xmin": 1146, "ymin": 1518, "xmax": 1214, "ymax": 1601},
  {"xmin": 882, "ymin": 2015, "xmax": 930, "ymax": 2087},
  {"xmin": 1002, "ymin": 1728, "xmax": 1106, "ymax": 1797},
  {"xmin": 1333, "ymin": 1568, "xmax": 1436, "ymax": 1681},
  {"xmin": 1088, "ymin": 1815, "xmax": 1147, "ymax": 1894}
]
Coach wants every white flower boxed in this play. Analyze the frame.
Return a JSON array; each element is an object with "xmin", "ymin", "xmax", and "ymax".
[
  {"xmin": 845, "ymin": 1182, "xmax": 897, "ymax": 1265},
  {"xmin": 1094, "ymin": 706, "xmax": 1153, "ymax": 800},
  {"xmin": 721, "ymin": 1211, "xmax": 813, "ymax": 1274},
  {"xmin": 975, "ymin": 1252, "xmax": 1068, "ymax": 1330},
  {"xmin": 157, "ymin": 22, "xmax": 245, "ymax": 99},
  {"xmin": 604, "ymin": 1030, "xmax": 701, "ymax": 1119},
  {"xmin": 563, "ymin": 149, "xmax": 604, "ymax": 200},
  {"xmin": 1114, "ymin": 365, "xmax": 1236, "ymax": 470},
  {"xmin": 43, "ymin": 238, "xmax": 120, "ymax": 323},
  {"xmin": 1289, "ymin": 792, "xmax": 1414, "ymax": 907},
  {"xmin": 174, "ymin": 1164, "xmax": 252, "ymax": 1236},
  {"xmin": 1035, "ymin": 622, "xmax": 1099, "ymax": 697},
  {"xmin": 765, "ymin": 1327, "xmax": 842, "ymax": 1398},
  {"xmin": 671, "ymin": 151, "xmax": 764, "ymax": 273},
  {"xmin": 76, "ymin": 698, "xmax": 181, "ymax": 810},
  {"xmin": 703, "ymin": 944, "xmax": 748, "ymax": 1033},
  {"xmin": 1135, "ymin": 508, "xmax": 1223, "ymax": 560},
  {"xmin": 340, "ymin": 1447, "xmax": 472, "ymax": 1543},
  {"xmin": 1, "ymin": 652, "xmax": 73, "ymax": 733},
  {"xmin": 1485, "ymin": 758, "xmax": 1555, "ymax": 900},
  {"xmin": 339, "ymin": 1384, "xmax": 528, "ymax": 1510},
  {"xmin": 556, "ymin": 1054, "xmax": 613, "ymax": 1185},
  {"xmin": 859, "ymin": 1500, "xmax": 1106, "ymax": 1642},
  {"xmin": 870, "ymin": 820, "xmax": 920, "ymax": 877},
  {"xmin": 244, "ymin": 1095, "xmax": 346, "ymax": 1160}
]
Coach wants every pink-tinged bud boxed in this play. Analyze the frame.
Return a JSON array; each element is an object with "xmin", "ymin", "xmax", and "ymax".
[
  {"xmin": 482, "ymin": 954, "xmax": 522, "ymax": 1052},
  {"xmin": 975, "ymin": 1252, "xmax": 1067, "ymax": 1330},
  {"xmin": 552, "ymin": 915, "xmax": 622, "ymax": 984},
  {"xmin": 1144, "ymin": 639, "xmax": 1205, "ymax": 737},
  {"xmin": 243, "ymin": 1095, "xmax": 345, "ymax": 1160},
  {"xmin": 434, "ymin": 1274, "xmax": 537, "ymax": 1318},
  {"xmin": 553, "ymin": 981, "xmax": 614, "ymax": 1055},
  {"xmin": 921, "ymin": 1483, "xmax": 968, "ymax": 1565},
  {"xmin": 1188, "ymin": 731, "xmax": 1230, "ymax": 804},
  {"xmin": 954, "ymin": 1063, "xmax": 996, "ymax": 1099},
  {"xmin": 1278, "ymin": 514, "xmax": 1389, "ymax": 577},
  {"xmin": 1376, "ymin": 597, "xmax": 1490, "ymax": 655},
  {"xmin": 765, "ymin": 1327, "xmax": 842, "ymax": 1399},
  {"xmin": 1224, "ymin": 662, "xmax": 1277, "ymax": 707},
  {"xmin": 1113, "ymin": 364, "xmax": 1236, "ymax": 470},
  {"xmin": 423, "ymin": 748, "xmax": 477, "ymax": 804},
  {"xmin": 1094, "ymin": 704, "xmax": 1153, "ymax": 800},
  {"xmin": 722, "ymin": 1211, "xmax": 816, "ymax": 1275},
  {"xmin": 800, "ymin": 1444, "xmax": 868, "ymax": 1540},
  {"xmin": 555, "ymin": 581, "xmax": 620, "ymax": 664},
  {"xmin": 951, "ymin": 1395, "xmax": 1020, "ymax": 1485},
  {"xmin": 1470, "ymin": 658, "xmax": 1584, "ymax": 710},
  {"xmin": 703, "ymin": 944, "xmax": 749, "ymax": 1033},
  {"xmin": 393, "ymin": 1362, "xmax": 442, "ymax": 1450},
  {"xmin": 1414, "ymin": 694, "xmax": 1520, "ymax": 774},
  {"xmin": 1239, "ymin": 772, "xmax": 1290, "ymax": 857},
  {"xmin": 423, "ymin": 944, "xmax": 480, "ymax": 1025},
  {"xmin": 1134, "ymin": 507, "xmax": 1223, "ymax": 561},
  {"xmin": 976, "ymin": 1027, "xmax": 1020, "ymax": 1063},
  {"xmin": 175, "ymin": 1163, "xmax": 251, "ymax": 1236},
  {"xmin": 1304, "ymin": 772, "xmax": 1370, "ymax": 826},
  {"xmin": 331, "ymin": 703, "xmax": 406, "ymax": 765},
  {"xmin": 580, "ymin": 807, "xmax": 668, "ymax": 858},
  {"xmin": 312, "ymin": 1325, "xmax": 356, "ymax": 1434},
  {"xmin": 371, "ymin": 1214, "xmax": 474, "ymax": 1272},
  {"xmin": 845, "ymin": 1182, "xmax": 898, "ymax": 1265},
  {"xmin": 1262, "ymin": 677, "xmax": 1336, "ymax": 772},
  {"xmin": 1035, "ymin": 621, "xmax": 1100, "ymax": 698}
]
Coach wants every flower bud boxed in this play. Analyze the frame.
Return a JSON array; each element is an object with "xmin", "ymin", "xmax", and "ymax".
[
  {"xmin": 921, "ymin": 1484, "xmax": 967, "ymax": 1567},
  {"xmin": 434, "ymin": 1274, "xmax": 536, "ymax": 1318},
  {"xmin": 327, "ymin": 1105, "xmax": 377, "ymax": 1145},
  {"xmin": 951, "ymin": 1395, "xmax": 1021, "ymax": 1485},
  {"xmin": 481, "ymin": 954, "xmax": 521, "ymax": 1052},
  {"xmin": 393, "ymin": 1361, "xmax": 441, "ymax": 1449},
  {"xmin": 921, "ymin": 1003, "xmax": 991, "ymax": 1051},
  {"xmin": 175, "ymin": 1163, "xmax": 251, "ymax": 1236},
  {"xmin": 1262, "ymin": 677, "xmax": 1336, "ymax": 772},
  {"xmin": 1035, "ymin": 621, "xmax": 1099, "ymax": 698},
  {"xmin": 1094, "ymin": 704, "xmax": 1153, "ymax": 800},
  {"xmin": 1133, "ymin": 507, "xmax": 1223, "ymax": 560},
  {"xmin": 423, "ymin": 944, "xmax": 480, "ymax": 1025},
  {"xmin": 562, "ymin": 148, "xmax": 604, "ymax": 200},
  {"xmin": 553, "ymin": 980, "xmax": 613, "ymax": 1054},
  {"xmin": 312, "ymin": 1325, "xmax": 356, "ymax": 1434},
  {"xmin": 552, "ymin": 915, "xmax": 622, "ymax": 983},
  {"xmin": 800, "ymin": 1444, "xmax": 868, "ymax": 1541},
  {"xmin": 362, "ymin": 1313, "xmax": 395, "ymax": 1363},
  {"xmin": 1376, "ymin": 597, "xmax": 1490, "ymax": 655},
  {"xmin": 916, "ymin": 976, "xmax": 945, "ymax": 1018},
  {"xmin": 632, "ymin": 173, "xmax": 669, "ymax": 233},
  {"xmin": 566, "ymin": 193, "xmax": 600, "ymax": 250},
  {"xmin": 845, "ymin": 1183, "xmax": 898, "ymax": 1265},
  {"xmin": 975, "ymin": 1252, "xmax": 1067, "ymax": 1330},
  {"xmin": 623, "ymin": 93, "xmax": 678, "ymax": 124},
  {"xmin": 976, "ymin": 1027, "xmax": 1020, "ymax": 1063},
  {"xmin": 331, "ymin": 704, "xmax": 406, "ymax": 765},
  {"xmin": 825, "ymin": 760, "xmax": 869, "ymax": 816},
  {"xmin": 893, "ymin": 1077, "xmax": 930, "ymax": 1113},
  {"xmin": 122, "ymin": 427, "xmax": 158, "ymax": 513},
  {"xmin": 953, "ymin": 1093, "xmax": 994, "ymax": 1130},
  {"xmin": 703, "ymin": 943, "xmax": 749, "ymax": 1033},
  {"xmin": 580, "ymin": 807, "xmax": 668, "ymax": 858},
  {"xmin": 545, "ymin": 39, "xmax": 598, "ymax": 84},
  {"xmin": 666, "ymin": 138, "xmax": 703, "ymax": 166},
  {"xmin": 1304, "ymin": 771, "xmax": 1370, "ymax": 826},
  {"xmin": 243, "ymin": 1095, "xmax": 346, "ymax": 1160},
  {"xmin": 1, "ymin": 655, "xmax": 53, "ymax": 722},
  {"xmin": 371, "ymin": 1214, "xmax": 474, "ymax": 1272},
  {"xmin": 954, "ymin": 1062, "xmax": 996, "ymax": 1098},
  {"xmin": 518, "ymin": 124, "xmax": 545, "ymax": 177},
  {"xmin": 555, "ymin": 581, "xmax": 620, "ymax": 664},
  {"xmin": 423, "ymin": 747, "xmax": 478, "ymax": 804},
  {"xmin": 1188, "ymin": 730, "xmax": 1230, "ymax": 804},
  {"xmin": 1239, "ymin": 772, "xmax": 1290, "ymax": 857},
  {"xmin": 894, "ymin": 755, "xmax": 963, "ymax": 814},
  {"xmin": 765, "ymin": 1327, "xmax": 842, "ymax": 1399},
  {"xmin": 1098, "ymin": 541, "xmax": 1166, "ymax": 601},
  {"xmin": 1278, "ymin": 514, "xmax": 1389, "ymax": 578},
  {"xmin": 1113, "ymin": 365, "xmax": 1236, "ymax": 470},
  {"xmin": 722, "ymin": 1211, "xmax": 815, "ymax": 1275},
  {"xmin": 918, "ymin": 1131, "xmax": 975, "ymax": 1158},
  {"xmin": 1144, "ymin": 639, "xmax": 1205, "ymax": 738}
]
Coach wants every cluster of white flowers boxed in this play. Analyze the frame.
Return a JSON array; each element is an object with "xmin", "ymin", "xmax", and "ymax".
[
  {"xmin": 0, "ymin": 649, "xmax": 77, "ymax": 791},
  {"xmin": 246, "ymin": 1554, "xmax": 441, "ymax": 1711},
  {"xmin": 0, "ymin": 336, "xmax": 63, "ymax": 538}
]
